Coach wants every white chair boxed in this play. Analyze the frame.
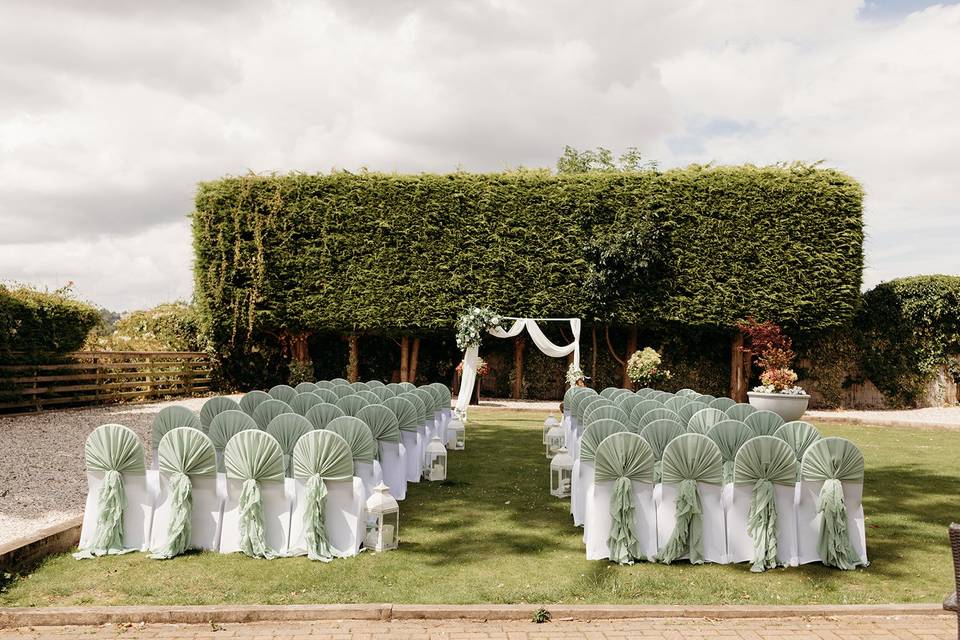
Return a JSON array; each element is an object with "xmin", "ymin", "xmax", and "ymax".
[
  {"xmin": 358, "ymin": 404, "xmax": 407, "ymax": 500},
  {"xmin": 656, "ymin": 433, "xmax": 726, "ymax": 564},
  {"xmin": 571, "ymin": 418, "xmax": 629, "ymax": 528},
  {"xmin": 150, "ymin": 427, "xmax": 223, "ymax": 557},
  {"xmin": 384, "ymin": 396, "xmax": 422, "ymax": 484},
  {"xmin": 797, "ymin": 437, "xmax": 868, "ymax": 569},
  {"xmin": 219, "ymin": 430, "xmax": 291, "ymax": 558},
  {"xmin": 726, "ymin": 436, "xmax": 798, "ymax": 570},
  {"xmin": 288, "ymin": 430, "xmax": 365, "ymax": 560},
  {"xmin": 584, "ymin": 432, "xmax": 657, "ymax": 563},
  {"xmin": 325, "ymin": 416, "xmax": 381, "ymax": 499},
  {"xmin": 76, "ymin": 424, "xmax": 154, "ymax": 558}
]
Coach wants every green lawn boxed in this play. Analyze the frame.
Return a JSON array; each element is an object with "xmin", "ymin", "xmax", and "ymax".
[{"xmin": 2, "ymin": 409, "xmax": 957, "ymax": 606}]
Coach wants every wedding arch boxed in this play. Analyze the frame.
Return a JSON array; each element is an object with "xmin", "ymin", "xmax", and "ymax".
[{"xmin": 455, "ymin": 315, "xmax": 581, "ymax": 415}]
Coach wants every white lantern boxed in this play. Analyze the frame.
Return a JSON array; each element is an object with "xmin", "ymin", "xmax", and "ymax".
[
  {"xmin": 542, "ymin": 414, "xmax": 560, "ymax": 444},
  {"xmin": 550, "ymin": 446, "xmax": 574, "ymax": 498},
  {"xmin": 364, "ymin": 482, "xmax": 399, "ymax": 552},
  {"xmin": 424, "ymin": 436, "xmax": 447, "ymax": 481},
  {"xmin": 446, "ymin": 418, "xmax": 465, "ymax": 451},
  {"xmin": 545, "ymin": 425, "xmax": 565, "ymax": 459}
]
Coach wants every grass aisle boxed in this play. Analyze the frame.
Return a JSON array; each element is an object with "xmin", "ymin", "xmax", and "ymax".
[{"xmin": 1, "ymin": 409, "xmax": 956, "ymax": 606}]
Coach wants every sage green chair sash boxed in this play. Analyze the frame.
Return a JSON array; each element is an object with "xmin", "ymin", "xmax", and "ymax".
[
  {"xmin": 252, "ymin": 399, "xmax": 294, "ymax": 430},
  {"xmin": 315, "ymin": 380, "xmax": 335, "ymax": 390},
  {"xmin": 331, "ymin": 377, "xmax": 350, "ymax": 385},
  {"xmin": 306, "ymin": 403, "xmax": 346, "ymax": 430},
  {"xmin": 695, "ymin": 394, "xmax": 716, "ymax": 404},
  {"xmin": 639, "ymin": 419, "xmax": 685, "ymax": 482},
  {"xmin": 200, "ymin": 396, "xmax": 240, "ymax": 430},
  {"xmin": 357, "ymin": 404, "xmax": 401, "ymax": 445},
  {"xmin": 399, "ymin": 392, "xmax": 429, "ymax": 425},
  {"xmin": 383, "ymin": 396, "xmax": 420, "ymax": 432},
  {"xmin": 76, "ymin": 424, "xmax": 146, "ymax": 558},
  {"xmin": 709, "ymin": 397, "xmax": 736, "ymax": 411},
  {"xmin": 584, "ymin": 405, "xmax": 630, "ymax": 429},
  {"xmin": 350, "ymin": 381, "xmax": 370, "ymax": 391},
  {"xmin": 628, "ymin": 399, "xmax": 664, "ymax": 430},
  {"xmin": 663, "ymin": 396, "xmax": 689, "ymax": 414},
  {"xmin": 616, "ymin": 394, "xmax": 643, "ymax": 417},
  {"xmin": 412, "ymin": 388, "xmax": 437, "ymax": 416},
  {"xmin": 599, "ymin": 386, "xmax": 620, "ymax": 399},
  {"xmin": 367, "ymin": 379, "xmax": 385, "ymax": 388},
  {"xmin": 370, "ymin": 386, "xmax": 394, "ymax": 402},
  {"xmin": 152, "ymin": 406, "xmax": 200, "ymax": 447},
  {"xmin": 571, "ymin": 389, "xmax": 599, "ymax": 421},
  {"xmin": 636, "ymin": 387, "xmax": 656, "ymax": 398},
  {"xmin": 658, "ymin": 433, "xmax": 723, "ymax": 564},
  {"xmin": 421, "ymin": 385, "xmax": 443, "ymax": 411},
  {"xmin": 774, "ymin": 421, "xmax": 821, "ymax": 479},
  {"xmin": 706, "ymin": 420, "xmax": 755, "ymax": 484},
  {"xmin": 579, "ymin": 419, "xmax": 629, "ymax": 463},
  {"xmin": 208, "ymin": 410, "xmax": 257, "ymax": 452},
  {"xmin": 675, "ymin": 388, "xmax": 697, "ymax": 397},
  {"xmin": 266, "ymin": 413, "xmax": 313, "ymax": 476},
  {"xmin": 332, "ymin": 384, "xmax": 354, "ymax": 399},
  {"xmin": 239, "ymin": 390, "xmax": 271, "ymax": 416},
  {"xmin": 150, "ymin": 427, "xmax": 216, "ymax": 559},
  {"xmin": 268, "ymin": 384, "xmax": 297, "ymax": 404},
  {"xmin": 223, "ymin": 430, "xmax": 285, "ymax": 559},
  {"xmin": 745, "ymin": 410, "xmax": 784, "ymax": 436},
  {"xmin": 734, "ymin": 436, "xmax": 797, "ymax": 572},
  {"xmin": 397, "ymin": 381, "xmax": 415, "ymax": 392},
  {"xmin": 594, "ymin": 433, "xmax": 655, "ymax": 565},
  {"xmin": 289, "ymin": 393, "xmax": 322, "ymax": 416},
  {"xmin": 725, "ymin": 403, "xmax": 757, "ymax": 422},
  {"xmin": 335, "ymin": 394, "xmax": 370, "ymax": 418},
  {"xmin": 636, "ymin": 407, "xmax": 682, "ymax": 431},
  {"xmin": 429, "ymin": 382, "xmax": 451, "ymax": 406},
  {"xmin": 295, "ymin": 382, "xmax": 318, "ymax": 393},
  {"xmin": 325, "ymin": 416, "xmax": 377, "ymax": 465},
  {"xmin": 674, "ymin": 401, "xmax": 708, "ymax": 426},
  {"xmin": 385, "ymin": 382, "xmax": 404, "ymax": 395},
  {"xmin": 687, "ymin": 408, "xmax": 727, "ymax": 435},
  {"xmin": 801, "ymin": 437, "xmax": 866, "ymax": 570},
  {"xmin": 355, "ymin": 390, "xmax": 381, "ymax": 405},
  {"xmin": 580, "ymin": 397, "xmax": 614, "ymax": 423},
  {"xmin": 312, "ymin": 388, "xmax": 339, "ymax": 404}
]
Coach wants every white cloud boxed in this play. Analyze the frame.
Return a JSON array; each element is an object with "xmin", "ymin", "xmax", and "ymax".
[{"xmin": 0, "ymin": 0, "xmax": 957, "ymax": 308}]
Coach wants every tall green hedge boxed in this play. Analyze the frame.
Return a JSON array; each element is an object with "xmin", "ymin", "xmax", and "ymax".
[
  {"xmin": 0, "ymin": 286, "xmax": 101, "ymax": 360},
  {"xmin": 194, "ymin": 165, "xmax": 863, "ymax": 369},
  {"xmin": 857, "ymin": 275, "xmax": 960, "ymax": 406}
]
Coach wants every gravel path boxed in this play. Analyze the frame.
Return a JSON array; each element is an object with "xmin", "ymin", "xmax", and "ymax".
[{"xmin": 0, "ymin": 396, "xmax": 240, "ymax": 547}]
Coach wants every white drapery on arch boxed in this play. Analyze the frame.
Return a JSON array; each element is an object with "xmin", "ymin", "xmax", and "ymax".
[{"xmin": 455, "ymin": 317, "xmax": 581, "ymax": 415}]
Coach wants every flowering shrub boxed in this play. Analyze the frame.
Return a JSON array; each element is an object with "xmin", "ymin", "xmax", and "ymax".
[
  {"xmin": 455, "ymin": 307, "xmax": 505, "ymax": 350},
  {"xmin": 626, "ymin": 347, "xmax": 671, "ymax": 387},
  {"xmin": 456, "ymin": 358, "xmax": 490, "ymax": 377},
  {"xmin": 738, "ymin": 318, "xmax": 806, "ymax": 395},
  {"xmin": 565, "ymin": 363, "xmax": 585, "ymax": 386}
]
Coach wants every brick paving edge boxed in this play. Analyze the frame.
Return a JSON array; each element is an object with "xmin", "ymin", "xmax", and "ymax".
[{"xmin": 0, "ymin": 603, "xmax": 948, "ymax": 627}]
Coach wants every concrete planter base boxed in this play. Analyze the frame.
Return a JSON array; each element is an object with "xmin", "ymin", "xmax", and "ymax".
[{"xmin": 747, "ymin": 392, "xmax": 810, "ymax": 422}]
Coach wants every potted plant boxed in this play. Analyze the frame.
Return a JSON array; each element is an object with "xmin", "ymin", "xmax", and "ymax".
[
  {"xmin": 739, "ymin": 318, "xmax": 810, "ymax": 421},
  {"xmin": 626, "ymin": 347, "xmax": 671, "ymax": 390}
]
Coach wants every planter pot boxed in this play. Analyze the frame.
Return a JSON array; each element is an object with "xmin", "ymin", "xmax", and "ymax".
[{"xmin": 747, "ymin": 391, "xmax": 810, "ymax": 422}]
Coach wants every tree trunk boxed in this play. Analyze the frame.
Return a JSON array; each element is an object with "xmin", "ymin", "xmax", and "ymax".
[
  {"xmin": 408, "ymin": 337, "xmax": 421, "ymax": 384},
  {"xmin": 622, "ymin": 325, "xmax": 638, "ymax": 388},
  {"xmin": 400, "ymin": 336, "xmax": 410, "ymax": 382},
  {"xmin": 512, "ymin": 335, "xmax": 526, "ymax": 399},
  {"xmin": 591, "ymin": 324, "xmax": 598, "ymax": 385},
  {"xmin": 347, "ymin": 333, "xmax": 360, "ymax": 383},
  {"xmin": 730, "ymin": 331, "xmax": 749, "ymax": 402}
]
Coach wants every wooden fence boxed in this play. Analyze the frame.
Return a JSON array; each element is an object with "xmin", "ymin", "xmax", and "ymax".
[{"xmin": 0, "ymin": 351, "xmax": 212, "ymax": 413}]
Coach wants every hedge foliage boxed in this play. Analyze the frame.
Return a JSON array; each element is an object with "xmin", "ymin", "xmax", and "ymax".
[
  {"xmin": 86, "ymin": 302, "xmax": 202, "ymax": 352},
  {"xmin": 193, "ymin": 164, "xmax": 864, "ymax": 369},
  {"xmin": 857, "ymin": 275, "xmax": 960, "ymax": 406},
  {"xmin": 0, "ymin": 285, "xmax": 101, "ymax": 359}
]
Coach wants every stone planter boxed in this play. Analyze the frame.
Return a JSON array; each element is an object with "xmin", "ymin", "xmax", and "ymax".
[{"xmin": 747, "ymin": 391, "xmax": 810, "ymax": 422}]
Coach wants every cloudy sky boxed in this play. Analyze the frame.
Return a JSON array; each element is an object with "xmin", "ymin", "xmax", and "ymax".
[{"xmin": 1, "ymin": 0, "xmax": 958, "ymax": 311}]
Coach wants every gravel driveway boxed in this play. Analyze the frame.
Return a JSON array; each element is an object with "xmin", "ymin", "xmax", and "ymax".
[{"xmin": 0, "ymin": 396, "xmax": 239, "ymax": 546}]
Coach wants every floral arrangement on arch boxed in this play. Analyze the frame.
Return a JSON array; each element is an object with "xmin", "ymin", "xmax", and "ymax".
[
  {"xmin": 565, "ymin": 363, "xmax": 586, "ymax": 386},
  {"xmin": 626, "ymin": 347, "xmax": 671, "ymax": 387},
  {"xmin": 455, "ymin": 307, "xmax": 505, "ymax": 350},
  {"xmin": 738, "ymin": 318, "xmax": 806, "ymax": 395},
  {"xmin": 456, "ymin": 358, "xmax": 490, "ymax": 377}
]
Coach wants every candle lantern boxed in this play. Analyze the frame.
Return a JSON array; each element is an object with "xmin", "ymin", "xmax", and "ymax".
[
  {"xmin": 550, "ymin": 446, "xmax": 574, "ymax": 498},
  {"xmin": 364, "ymin": 482, "xmax": 399, "ymax": 552},
  {"xmin": 545, "ymin": 425, "xmax": 565, "ymax": 459},
  {"xmin": 424, "ymin": 436, "xmax": 448, "ymax": 481},
  {"xmin": 446, "ymin": 418, "xmax": 465, "ymax": 451},
  {"xmin": 542, "ymin": 414, "xmax": 560, "ymax": 444}
]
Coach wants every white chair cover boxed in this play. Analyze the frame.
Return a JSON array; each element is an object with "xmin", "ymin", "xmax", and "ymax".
[{"xmin": 571, "ymin": 418, "xmax": 628, "ymax": 528}]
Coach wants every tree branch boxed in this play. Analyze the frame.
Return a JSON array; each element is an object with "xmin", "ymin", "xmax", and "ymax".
[{"xmin": 605, "ymin": 324, "xmax": 626, "ymax": 367}]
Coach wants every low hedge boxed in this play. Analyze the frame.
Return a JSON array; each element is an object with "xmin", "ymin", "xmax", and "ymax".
[{"xmin": 0, "ymin": 285, "xmax": 101, "ymax": 360}]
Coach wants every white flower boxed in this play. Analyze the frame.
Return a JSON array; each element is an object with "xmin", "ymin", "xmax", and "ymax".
[{"xmin": 491, "ymin": 316, "xmax": 500, "ymax": 325}]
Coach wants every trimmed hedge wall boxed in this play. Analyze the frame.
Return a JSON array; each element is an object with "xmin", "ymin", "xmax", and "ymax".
[
  {"xmin": 0, "ymin": 286, "xmax": 101, "ymax": 360},
  {"xmin": 857, "ymin": 275, "xmax": 960, "ymax": 406},
  {"xmin": 194, "ymin": 165, "xmax": 863, "ymax": 384}
]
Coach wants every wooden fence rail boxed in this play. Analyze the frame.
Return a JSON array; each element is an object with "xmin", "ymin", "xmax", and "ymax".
[{"xmin": 0, "ymin": 351, "xmax": 212, "ymax": 413}]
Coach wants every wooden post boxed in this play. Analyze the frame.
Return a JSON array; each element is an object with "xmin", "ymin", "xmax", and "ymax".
[
  {"xmin": 408, "ymin": 337, "xmax": 421, "ymax": 384},
  {"xmin": 730, "ymin": 331, "xmax": 749, "ymax": 402},
  {"xmin": 622, "ymin": 325, "xmax": 638, "ymax": 388},
  {"xmin": 512, "ymin": 335, "xmax": 526, "ymax": 399},
  {"xmin": 400, "ymin": 336, "xmax": 410, "ymax": 382},
  {"xmin": 591, "ymin": 325, "xmax": 598, "ymax": 385},
  {"xmin": 347, "ymin": 334, "xmax": 359, "ymax": 383}
]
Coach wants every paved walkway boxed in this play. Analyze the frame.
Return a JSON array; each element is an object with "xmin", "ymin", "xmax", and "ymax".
[{"xmin": 0, "ymin": 616, "xmax": 954, "ymax": 639}]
